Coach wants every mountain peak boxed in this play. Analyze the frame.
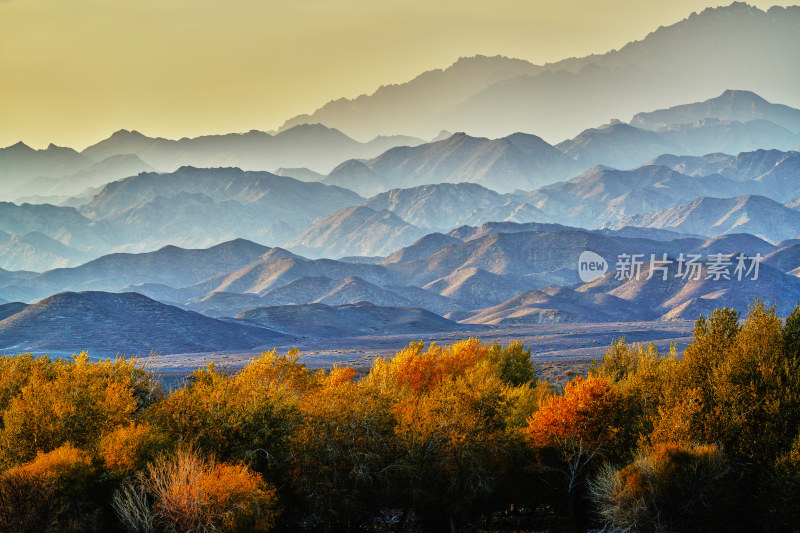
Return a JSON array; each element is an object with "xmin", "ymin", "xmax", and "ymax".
[
  {"xmin": 7, "ymin": 141, "xmax": 33, "ymax": 152},
  {"xmin": 717, "ymin": 89, "xmax": 769, "ymax": 104},
  {"xmin": 110, "ymin": 129, "xmax": 144, "ymax": 137}
]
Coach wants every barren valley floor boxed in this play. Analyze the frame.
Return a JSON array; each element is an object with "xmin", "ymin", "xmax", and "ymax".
[{"xmin": 134, "ymin": 320, "xmax": 695, "ymax": 386}]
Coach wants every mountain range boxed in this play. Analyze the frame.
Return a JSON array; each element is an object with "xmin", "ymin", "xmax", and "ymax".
[
  {"xmin": 607, "ymin": 195, "xmax": 800, "ymax": 243},
  {"xmin": 3, "ymin": 3, "xmax": 800, "ymax": 353},
  {"xmin": 0, "ymin": 125, "xmax": 426, "ymax": 202},
  {"xmin": 277, "ymin": 4, "xmax": 800, "ymax": 141}
]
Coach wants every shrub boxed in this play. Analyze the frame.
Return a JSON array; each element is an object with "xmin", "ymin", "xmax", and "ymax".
[
  {"xmin": 114, "ymin": 448, "xmax": 278, "ymax": 533},
  {"xmin": 590, "ymin": 442, "xmax": 730, "ymax": 532}
]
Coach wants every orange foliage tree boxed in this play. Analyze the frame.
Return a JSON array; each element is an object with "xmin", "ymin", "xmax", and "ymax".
[
  {"xmin": 526, "ymin": 374, "xmax": 630, "ymax": 531},
  {"xmin": 0, "ymin": 353, "xmax": 160, "ymax": 467}
]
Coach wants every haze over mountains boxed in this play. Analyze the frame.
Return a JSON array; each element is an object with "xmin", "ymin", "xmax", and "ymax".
[
  {"xmin": 278, "ymin": 3, "xmax": 800, "ymax": 141},
  {"xmin": 1, "ymin": 2, "xmax": 799, "ymax": 355}
]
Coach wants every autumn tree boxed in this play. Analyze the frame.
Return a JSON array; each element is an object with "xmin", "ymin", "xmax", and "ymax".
[
  {"xmin": 153, "ymin": 350, "xmax": 309, "ymax": 473},
  {"xmin": 287, "ymin": 365, "xmax": 397, "ymax": 530},
  {"xmin": 0, "ymin": 444, "xmax": 104, "ymax": 532},
  {"xmin": 0, "ymin": 353, "xmax": 160, "ymax": 467},
  {"xmin": 526, "ymin": 374, "xmax": 630, "ymax": 532}
]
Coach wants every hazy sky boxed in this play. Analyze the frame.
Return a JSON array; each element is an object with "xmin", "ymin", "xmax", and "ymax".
[{"xmin": 1, "ymin": 0, "xmax": 795, "ymax": 149}]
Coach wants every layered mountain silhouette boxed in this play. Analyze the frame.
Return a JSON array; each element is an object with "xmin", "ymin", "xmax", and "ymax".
[
  {"xmin": 81, "ymin": 125, "xmax": 425, "ymax": 174},
  {"xmin": 363, "ymin": 183, "xmax": 549, "ymax": 231},
  {"xmin": 277, "ymin": 4, "xmax": 800, "ymax": 141},
  {"xmin": 608, "ymin": 195, "xmax": 800, "ymax": 243},
  {"xmin": 322, "ymin": 132, "xmax": 579, "ymax": 195},
  {"xmin": 3, "ymin": 3, "xmax": 800, "ymax": 348},
  {"xmin": 525, "ymin": 165, "xmax": 742, "ymax": 228},
  {"xmin": 81, "ymin": 166, "xmax": 363, "ymax": 253},
  {"xmin": 238, "ymin": 301, "xmax": 464, "ymax": 338},
  {"xmin": 286, "ymin": 206, "xmax": 426, "ymax": 259},
  {"xmin": 631, "ymin": 90, "xmax": 800, "ymax": 133},
  {"xmin": 1, "ymin": 219, "xmax": 799, "ymax": 349}
]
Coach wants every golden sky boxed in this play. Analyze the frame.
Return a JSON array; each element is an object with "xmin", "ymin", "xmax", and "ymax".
[{"xmin": 0, "ymin": 0, "xmax": 794, "ymax": 149}]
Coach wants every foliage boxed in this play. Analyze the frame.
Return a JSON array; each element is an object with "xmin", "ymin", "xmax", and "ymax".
[
  {"xmin": 114, "ymin": 448, "xmax": 278, "ymax": 533},
  {"xmin": 0, "ymin": 444, "xmax": 104, "ymax": 532},
  {"xmin": 0, "ymin": 307, "xmax": 799, "ymax": 531},
  {"xmin": 526, "ymin": 374, "xmax": 630, "ymax": 530},
  {"xmin": 0, "ymin": 353, "xmax": 160, "ymax": 467},
  {"xmin": 590, "ymin": 442, "xmax": 730, "ymax": 533}
]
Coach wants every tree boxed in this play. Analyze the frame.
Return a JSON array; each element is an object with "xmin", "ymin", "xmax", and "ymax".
[
  {"xmin": 0, "ymin": 353, "xmax": 159, "ymax": 467},
  {"xmin": 526, "ymin": 374, "xmax": 629, "ymax": 532},
  {"xmin": 288, "ymin": 365, "xmax": 396, "ymax": 530},
  {"xmin": 0, "ymin": 444, "xmax": 103, "ymax": 532}
]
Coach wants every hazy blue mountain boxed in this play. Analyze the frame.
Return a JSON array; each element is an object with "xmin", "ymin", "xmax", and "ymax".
[
  {"xmin": 433, "ymin": 4, "xmax": 800, "ymax": 141},
  {"xmin": 0, "ymin": 142, "xmax": 91, "ymax": 197},
  {"xmin": 631, "ymin": 90, "xmax": 800, "ymax": 133},
  {"xmin": 455, "ymin": 286, "xmax": 638, "ymax": 324},
  {"xmin": 655, "ymin": 118, "xmax": 799, "ymax": 156},
  {"xmin": 556, "ymin": 122, "xmax": 682, "ymax": 170},
  {"xmin": 279, "ymin": 55, "xmax": 542, "ymax": 139},
  {"xmin": 422, "ymin": 267, "xmax": 529, "ymax": 309},
  {"xmin": 0, "ymin": 201, "xmax": 112, "ymax": 257},
  {"xmin": 191, "ymin": 256, "xmax": 402, "ymax": 297},
  {"xmin": 716, "ymin": 149, "xmax": 799, "ymax": 180},
  {"xmin": 697, "ymin": 233, "xmax": 777, "ymax": 256},
  {"xmin": 253, "ymin": 275, "xmax": 460, "ymax": 315},
  {"xmin": 272, "ymin": 167, "xmax": 324, "ymax": 181},
  {"xmin": 286, "ymin": 206, "xmax": 426, "ymax": 258},
  {"xmin": 648, "ymin": 153, "xmax": 734, "ymax": 176},
  {"xmin": 381, "ymin": 233, "xmax": 464, "ymax": 265},
  {"xmin": 526, "ymin": 165, "xmax": 743, "ymax": 228},
  {"xmin": 0, "ymin": 239, "xmax": 281, "ymax": 303},
  {"xmin": 80, "ymin": 166, "xmax": 364, "ymax": 251},
  {"xmin": 237, "ymin": 301, "xmax": 464, "ymax": 338},
  {"xmin": 0, "ymin": 231, "xmax": 92, "ymax": 271},
  {"xmin": 577, "ymin": 258, "xmax": 800, "ymax": 320},
  {"xmin": 80, "ymin": 124, "xmax": 426, "ymax": 174},
  {"xmin": 279, "ymin": 5, "xmax": 800, "ymax": 141},
  {"xmin": 446, "ymin": 221, "xmax": 573, "ymax": 241},
  {"xmin": 323, "ymin": 132, "xmax": 578, "ymax": 195},
  {"xmin": 10, "ymin": 154, "xmax": 155, "ymax": 203},
  {"xmin": 557, "ymin": 119, "xmax": 798, "ymax": 171},
  {"xmin": 764, "ymin": 243, "xmax": 800, "ymax": 274},
  {"xmin": 0, "ymin": 302, "xmax": 28, "ymax": 321},
  {"xmin": 363, "ymin": 182, "xmax": 550, "ymax": 231},
  {"xmin": 608, "ymin": 195, "xmax": 800, "ymax": 243}
]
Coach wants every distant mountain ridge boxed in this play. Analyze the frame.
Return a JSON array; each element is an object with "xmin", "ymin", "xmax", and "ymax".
[
  {"xmin": 276, "ymin": 4, "xmax": 800, "ymax": 141},
  {"xmin": 322, "ymin": 131, "xmax": 581, "ymax": 195},
  {"xmin": 81, "ymin": 124, "xmax": 425, "ymax": 174},
  {"xmin": 631, "ymin": 90, "xmax": 800, "ymax": 132},
  {"xmin": 606, "ymin": 195, "xmax": 800, "ymax": 243}
]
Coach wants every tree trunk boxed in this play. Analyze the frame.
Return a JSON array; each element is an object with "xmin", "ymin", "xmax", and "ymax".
[{"xmin": 568, "ymin": 488, "xmax": 586, "ymax": 533}]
